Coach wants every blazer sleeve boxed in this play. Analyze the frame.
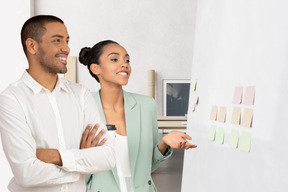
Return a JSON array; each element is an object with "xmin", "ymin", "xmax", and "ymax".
[{"xmin": 150, "ymin": 98, "xmax": 173, "ymax": 172}]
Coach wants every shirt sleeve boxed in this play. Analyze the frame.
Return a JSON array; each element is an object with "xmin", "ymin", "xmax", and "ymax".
[
  {"xmin": 0, "ymin": 92, "xmax": 80, "ymax": 188},
  {"xmin": 150, "ymin": 98, "xmax": 173, "ymax": 172},
  {"xmin": 58, "ymin": 88, "xmax": 116, "ymax": 174}
]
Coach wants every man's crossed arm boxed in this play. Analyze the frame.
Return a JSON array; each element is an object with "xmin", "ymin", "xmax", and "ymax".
[{"xmin": 36, "ymin": 124, "xmax": 107, "ymax": 166}]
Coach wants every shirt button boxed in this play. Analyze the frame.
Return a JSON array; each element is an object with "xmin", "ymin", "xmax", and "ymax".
[{"xmin": 148, "ymin": 180, "xmax": 152, "ymax": 185}]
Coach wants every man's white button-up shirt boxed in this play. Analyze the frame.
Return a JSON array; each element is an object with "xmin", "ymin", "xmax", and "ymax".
[{"xmin": 0, "ymin": 71, "xmax": 115, "ymax": 192}]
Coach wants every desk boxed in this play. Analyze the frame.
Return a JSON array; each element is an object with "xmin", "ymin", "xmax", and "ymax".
[{"xmin": 157, "ymin": 116, "xmax": 187, "ymax": 129}]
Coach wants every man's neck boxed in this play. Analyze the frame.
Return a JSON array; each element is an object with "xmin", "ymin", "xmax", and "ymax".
[{"xmin": 27, "ymin": 68, "xmax": 58, "ymax": 92}]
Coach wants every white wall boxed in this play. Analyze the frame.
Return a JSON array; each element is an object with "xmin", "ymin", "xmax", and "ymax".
[
  {"xmin": 0, "ymin": 0, "xmax": 31, "ymax": 191},
  {"xmin": 34, "ymin": 0, "xmax": 197, "ymax": 115}
]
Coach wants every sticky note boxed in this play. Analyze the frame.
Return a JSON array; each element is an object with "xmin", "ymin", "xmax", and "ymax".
[
  {"xmin": 241, "ymin": 108, "xmax": 253, "ymax": 128},
  {"xmin": 194, "ymin": 96, "xmax": 199, "ymax": 105},
  {"xmin": 216, "ymin": 127, "xmax": 225, "ymax": 144},
  {"xmin": 190, "ymin": 79, "xmax": 197, "ymax": 91},
  {"xmin": 208, "ymin": 125, "xmax": 216, "ymax": 141},
  {"xmin": 209, "ymin": 106, "xmax": 218, "ymax": 121},
  {"xmin": 229, "ymin": 129, "xmax": 239, "ymax": 148},
  {"xmin": 218, "ymin": 106, "xmax": 226, "ymax": 123},
  {"xmin": 231, "ymin": 107, "xmax": 241, "ymax": 125},
  {"xmin": 239, "ymin": 132, "xmax": 251, "ymax": 152},
  {"xmin": 232, "ymin": 86, "xmax": 243, "ymax": 104},
  {"xmin": 243, "ymin": 86, "xmax": 255, "ymax": 105},
  {"xmin": 191, "ymin": 104, "xmax": 196, "ymax": 112}
]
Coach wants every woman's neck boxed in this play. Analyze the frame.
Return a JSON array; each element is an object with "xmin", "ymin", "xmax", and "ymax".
[
  {"xmin": 99, "ymin": 85, "xmax": 124, "ymax": 110},
  {"xmin": 99, "ymin": 84, "xmax": 127, "ymax": 136}
]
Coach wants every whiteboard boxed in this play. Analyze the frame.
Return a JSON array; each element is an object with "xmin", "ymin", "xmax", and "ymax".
[{"xmin": 182, "ymin": 1, "xmax": 288, "ymax": 192}]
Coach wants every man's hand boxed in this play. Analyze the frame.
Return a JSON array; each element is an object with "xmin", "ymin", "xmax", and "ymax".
[
  {"xmin": 36, "ymin": 149, "xmax": 63, "ymax": 166},
  {"xmin": 80, "ymin": 124, "xmax": 107, "ymax": 149}
]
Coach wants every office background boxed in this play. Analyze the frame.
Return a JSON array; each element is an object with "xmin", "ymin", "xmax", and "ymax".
[{"xmin": 0, "ymin": 0, "xmax": 197, "ymax": 191}]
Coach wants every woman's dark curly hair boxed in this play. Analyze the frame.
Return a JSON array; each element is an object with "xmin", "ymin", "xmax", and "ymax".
[{"xmin": 78, "ymin": 40, "xmax": 119, "ymax": 82}]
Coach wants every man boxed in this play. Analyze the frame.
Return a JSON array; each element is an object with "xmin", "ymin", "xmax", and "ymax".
[{"xmin": 0, "ymin": 15, "xmax": 115, "ymax": 192}]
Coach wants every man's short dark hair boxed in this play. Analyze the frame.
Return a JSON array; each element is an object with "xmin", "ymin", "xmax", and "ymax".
[{"xmin": 21, "ymin": 15, "xmax": 64, "ymax": 55}]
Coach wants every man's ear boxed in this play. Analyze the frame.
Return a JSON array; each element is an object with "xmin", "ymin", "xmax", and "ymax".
[
  {"xmin": 26, "ymin": 38, "xmax": 38, "ymax": 55},
  {"xmin": 90, "ymin": 63, "xmax": 100, "ymax": 75}
]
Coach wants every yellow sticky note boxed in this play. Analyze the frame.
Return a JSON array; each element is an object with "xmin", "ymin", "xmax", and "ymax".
[
  {"xmin": 208, "ymin": 125, "xmax": 216, "ymax": 141},
  {"xmin": 218, "ymin": 106, "xmax": 226, "ymax": 123},
  {"xmin": 216, "ymin": 127, "xmax": 225, "ymax": 144},
  {"xmin": 241, "ymin": 108, "xmax": 253, "ymax": 128},
  {"xmin": 229, "ymin": 129, "xmax": 239, "ymax": 148},
  {"xmin": 239, "ymin": 132, "xmax": 251, "ymax": 152},
  {"xmin": 209, "ymin": 106, "xmax": 218, "ymax": 121},
  {"xmin": 190, "ymin": 79, "xmax": 197, "ymax": 91},
  {"xmin": 231, "ymin": 107, "xmax": 241, "ymax": 125}
]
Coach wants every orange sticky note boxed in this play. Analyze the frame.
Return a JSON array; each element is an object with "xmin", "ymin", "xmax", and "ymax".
[
  {"xmin": 231, "ymin": 107, "xmax": 241, "ymax": 125},
  {"xmin": 241, "ymin": 108, "xmax": 253, "ymax": 128},
  {"xmin": 209, "ymin": 106, "xmax": 218, "ymax": 121},
  {"xmin": 218, "ymin": 106, "xmax": 226, "ymax": 123}
]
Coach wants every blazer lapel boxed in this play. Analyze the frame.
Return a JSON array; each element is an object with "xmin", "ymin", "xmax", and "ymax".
[
  {"xmin": 96, "ymin": 91, "xmax": 141, "ymax": 184},
  {"xmin": 95, "ymin": 91, "xmax": 120, "ymax": 186},
  {"xmin": 123, "ymin": 91, "xmax": 141, "ymax": 177}
]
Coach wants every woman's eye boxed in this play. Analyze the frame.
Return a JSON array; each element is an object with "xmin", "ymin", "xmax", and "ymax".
[
  {"xmin": 126, "ymin": 59, "xmax": 130, "ymax": 63},
  {"xmin": 111, "ymin": 58, "xmax": 118, "ymax": 62},
  {"xmin": 53, "ymin": 39, "xmax": 60, "ymax": 43}
]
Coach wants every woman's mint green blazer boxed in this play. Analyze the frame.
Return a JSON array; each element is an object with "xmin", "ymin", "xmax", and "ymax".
[{"xmin": 86, "ymin": 90, "xmax": 173, "ymax": 192}]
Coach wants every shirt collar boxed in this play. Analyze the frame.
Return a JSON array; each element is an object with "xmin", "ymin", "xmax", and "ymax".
[{"xmin": 22, "ymin": 70, "xmax": 69, "ymax": 94}]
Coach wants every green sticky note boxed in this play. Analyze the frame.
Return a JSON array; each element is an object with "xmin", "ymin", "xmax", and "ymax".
[
  {"xmin": 239, "ymin": 132, "xmax": 251, "ymax": 152},
  {"xmin": 229, "ymin": 129, "xmax": 239, "ymax": 148},
  {"xmin": 208, "ymin": 125, "xmax": 216, "ymax": 141},
  {"xmin": 216, "ymin": 127, "xmax": 225, "ymax": 144},
  {"xmin": 190, "ymin": 79, "xmax": 197, "ymax": 91}
]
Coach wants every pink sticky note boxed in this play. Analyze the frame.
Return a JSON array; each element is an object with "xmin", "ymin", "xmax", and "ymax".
[
  {"xmin": 191, "ymin": 104, "xmax": 196, "ymax": 112},
  {"xmin": 194, "ymin": 96, "xmax": 199, "ymax": 105},
  {"xmin": 243, "ymin": 86, "xmax": 255, "ymax": 105},
  {"xmin": 232, "ymin": 86, "xmax": 243, "ymax": 104}
]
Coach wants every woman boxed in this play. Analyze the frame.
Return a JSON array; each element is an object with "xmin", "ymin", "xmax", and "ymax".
[{"xmin": 79, "ymin": 40, "xmax": 197, "ymax": 192}]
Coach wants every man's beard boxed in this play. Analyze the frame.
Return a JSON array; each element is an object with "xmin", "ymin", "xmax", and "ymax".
[{"xmin": 38, "ymin": 46, "xmax": 67, "ymax": 74}]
